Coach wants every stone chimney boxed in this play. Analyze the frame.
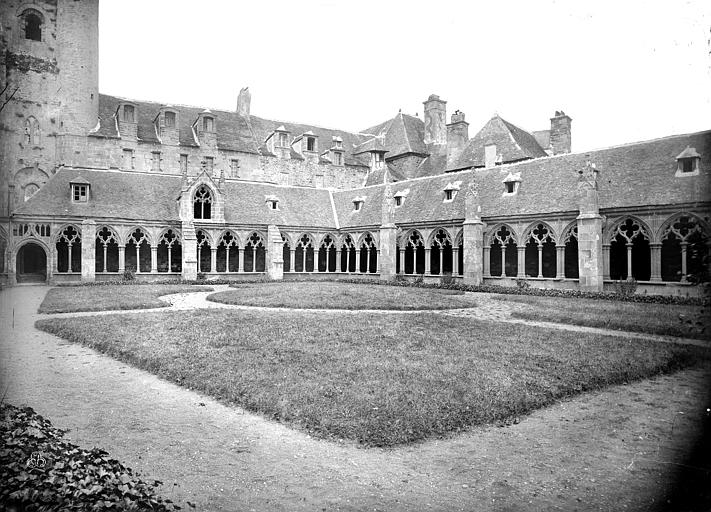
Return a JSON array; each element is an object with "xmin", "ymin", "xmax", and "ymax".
[
  {"xmin": 423, "ymin": 94, "xmax": 447, "ymax": 146},
  {"xmin": 237, "ymin": 87, "xmax": 251, "ymax": 117},
  {"xmin": 155, "ymin": 107, "xmax": 179, "ymax": 145},
  {"xmin": 446, "ymin": 110, "xmax": 469, "ymax": 168},
  {"xmin": 550, "ymin": 111, "xmax": 572, "ymax": 155}
]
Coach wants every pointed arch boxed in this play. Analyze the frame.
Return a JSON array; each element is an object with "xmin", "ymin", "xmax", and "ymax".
[
  {"xmin": 125, "ymin": 227, "xmax": 152, "ymax": 273},
  {"xmin": 158, "ymin": 228, "xmax": 182, "ymax": 273},
  {"xmin": 658, "ymin": 213, "xmax": 710, "ymax": 283},
  {"xmin": 523, "ymin": 222, "xmax": 557, "ymax": 278},
  {"xmin": 95, "ymin": 226, "xmax": 120, "ymax": 273},
  {"xmin": 429, "ymin": 228, "xmax": 453, "ymax": 275},
  {"xmin": 216, "ymin": 230, "xmax": 240, "ymax": 272},
  {"xmin": 193, "ymin": 185, "xmax": 213, "ymax": 220},
  {"xmin": 55, "ymin": 225, "xmax": 81, "ymax": 273},
  {"xmin": 244, "ymin": 231, "xmax": 266, "ymax": 272},
  {"xmin": 608, "ymin": 216, "xmax": 652, "ymax": 281},
  {"xmin": 488, "ymin": 223, "xmax": 518, "ymax": 277},
  {"xmin": 561, "ymin": 222, "xmax": 579, "ymax": 278}
]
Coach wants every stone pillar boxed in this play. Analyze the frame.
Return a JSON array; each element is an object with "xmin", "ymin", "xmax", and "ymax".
[
  {"xmin": 399, "ymin": 247, "xmax": 405, "ymax": 275},
  {"xmin": 602, "ymin": 244, "xmax": 611, "ymax": 280},
  {"xmin": 555, "ymin": 245, "xmax": 565, "ymax": 279},
  {"xmin": 289, "ymin": 248, "xmax": 296, "ymax": 273},
  {"xmin": 576, "ymin": 162, "xmax": 604, "ymax": 291},
  {"xmin": 118, "ymin": 245, "xmax": 126, "ymax": 273},
  {"xmin": 345, "ymin": 249, "xmax": 350, "ymax": 273},
  {"xmin": 424, "ymin": 248, "xmax": 431, "ymax": 275},
  {"xmin": 336, "ymin": 249, "xmax": 342, "ymax": 272},
  {"xmin": 210, "ymin": 247, "xmax": 217, "ymax": 274},
  {"xmin": 649, "ymin": 243, "xmax": 662, "ymax": 281},
  {"xmin": 500, "ymin": 246, "xmax": 506, "ymax": 277},
  {"xmin": 483, "ymin": 246, "xmax": 491, "ymax": 277},
  {"xmin": 251, "ymin": 247, "xmax": 256, "ymax": 272},
  {"xmin": 355, "ymin": 250, "xmax": 361, "ymax": 274},
  {"xmin": 151, "ymin": 246, "xmax": 158, "ymax": 273},
  {"xmin": 452, "ymin": 248, "xmax": 459, "ymax": 275},
  {"xmin": 376, "ymin": 250, "xmax": 381, "ymax": 273},
  {"xmin": 439, "ymin": 247, "xmax": 444, "ymax": 275},
  {"xmin": 266, "ymin": 225, "xmax": 284, "ymax": 280},
  {"xmin": 537, "ymin": 245, "xmax": 543, "ymax": 278},
  {"xmin": 680, "ymin": 242, "xmax": 688, "ymax": 283},
  {"xmin": 239, "ymin": 248, "xmax": 245, "ymax": 273},
  {"xmin": 181, "ymin": 221, "xmax": 198, "ymax": 280},
  {"xmin": 516, "ymin": 246, "xmax": 526, "ymax": 278},
  {"xmin": 379, "ymin": 226, "xmax": 398, "ymax": 280},
  {"xmin": 462, "ymin": 220, "xmax": 484, "ymax": 285},
  {"xmin": 80, "ymin": 220, "xmax": 95, "ymax": 282}
]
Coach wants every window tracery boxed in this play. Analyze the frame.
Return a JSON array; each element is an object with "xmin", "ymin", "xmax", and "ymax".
[{"xmin": 193, "ymin": 186, "xmax": 212, "ymax": 219}]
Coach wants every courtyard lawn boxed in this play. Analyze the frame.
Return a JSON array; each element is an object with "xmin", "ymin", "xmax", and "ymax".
[
  {"xmin": 35, "ymin": 309, "xmax": 708, "ymax": 447},
  {"xmin": 493, "ymin": 294, "xmax": 710, "ymax": 341},
  {"xmin": 38, "ymin": 284, "xmax": 213, "ymax": 314},
  {"xmin": 208, "ymin": 281, "xmax": 473, "ymax": 310}
]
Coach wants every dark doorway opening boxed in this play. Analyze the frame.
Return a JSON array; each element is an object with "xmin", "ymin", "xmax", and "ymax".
[{"xmin": 17, "ymin": 243, "xmax": 47, "ymax": 283}]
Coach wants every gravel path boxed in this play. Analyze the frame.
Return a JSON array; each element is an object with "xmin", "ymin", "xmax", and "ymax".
[{"xmin": 1, "ymin": 285, "xmax": 709, "ymax": 511}]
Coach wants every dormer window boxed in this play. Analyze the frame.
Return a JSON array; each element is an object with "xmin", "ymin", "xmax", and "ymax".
[
  {"xmin": 352, "ymin": 196, "xmax": 366, "ymax": 211},
  {"xmin": 443, "ymin": 181, "xmax": 461, "ymax": 202},
  {"xmin": 306, "ymin": 136, "xmax": 316, "ymax": 152},
  {"xmin": 122, "ymin": 105, "xmax": 135, "ymax": 123},
  {"xmin": 502, "ymin": 172, "xmax": 522, "ymax": 195},
  {"xmin": 333, "ymin": 136, "xmax": 343, "ymax": 149},
  {"xmin": 22, "ymin": 9, "xmax": 43, "ymax": 41},
  {"xmin": 164, "ymin": 111, "xmax": 176, "ymax": 128},
  {"xmin": 394, "ymin": 196, "xmax": 403, "ymax": 207},
  {"xmin": 278, "ymin": 132, "xmax": 289, "ymax": 147},
  {"xmin": 675, "ymin": 147, "xmax": 701, "ymax": 177},
  {"xmin": 203, "ymin": 116, "xmax": 214, "ymax": 132},
  {"xmin": 265, "ymin": 195, "xmax": 280, "ymax": 210},
  {"xmin": 73, "ymin": 185, "xmax": 87, "ymax": 202},
  {"xmin": 333, "ymin": 152, "xmax": 343, "ymax": 166},
  {"xmin": 70, "ymin": 177, "xmax": 90, "ymax": 203}
]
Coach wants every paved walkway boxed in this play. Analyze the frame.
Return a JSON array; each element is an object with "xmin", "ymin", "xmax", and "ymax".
[{"xmin": 1, "ymin": 285, "xmax": 709, "ymax": 511}]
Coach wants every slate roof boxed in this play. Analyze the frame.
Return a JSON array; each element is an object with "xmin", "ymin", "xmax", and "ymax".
[
  {"xmin": 94, "ymin": 94, "xmax": 261, "ymax": 154},
  {"xmin": 14, "ymin": 169, "xmax": 338, "ymax": 229},
  {"xmin": 333, "ymin": 130, "xmax": 711, "ymax": 227},
  {"xmin": 360, "ymin": 112, "xmax": 428, "ymax": 158},
  {"xmin": 248, "ymin": 115, "xmax": 370, "ymax": 167},
  {"xmin": 452, "ymin": 115, "xmax": 549, "ymax": 170}
]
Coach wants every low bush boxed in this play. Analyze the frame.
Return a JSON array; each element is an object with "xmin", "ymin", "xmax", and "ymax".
[{"xmin": 0, "ymin": 403, "xmax": 178, "ymax": 511}]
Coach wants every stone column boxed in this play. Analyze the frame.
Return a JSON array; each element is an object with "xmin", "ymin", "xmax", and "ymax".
[
  {"xmin": 379, "ymin": 226, "xmax": 398, "ymax": 280},
  {"xmin": 210, "ymin": 247, "xmax": 217, "ymax": 274},
  {"xmin": 151, "ymin": 246, "xmax": 158, "ymax": 273},
  {"xmin": 80, "ymin": 219, "xmax": 95, "ymax": 282},
  {"xmin": 239, "ymin": 248, "xmax": 245, "ymax": 273},
  {"xmin": 118, "ymin": 245, "xmax": 126, "ymax": 273},
  {"xmin": 167, "ymin": 246, "xmax": 172, "ymax": 273},
  {"xmin": 181, "ymin": 221, "xmax": 198, "ymax": 281},
  {"xmin": 500, "ymin": 246, "xmax": 506, "ymax": 277},
  {"xmin": 355, "ymin": 250, "xmax": 361, "ymax": 274},
  {"xmin": 483, "ymin": 246, "xmax": 491, "ymax": 277},
  {"xmin": 364, "ymin": 249, "xmax": 369, "ymax": 273},
  {"xmin": 336, "ymin": 249, "xmax": 342, "ymax": 272},
  {"xmin": 301, "ymin": 248, "xmax": 306, "ymax": 272},
  {"xmin": 266, "ymin": 225, "xmax": 284, "ymax": 280},
  {"xmin": 649, "ymin": 243, "xmax": 662, "ymax": 281},
  {"xmin": 376, "ymin": 250, "xmax": 381, "ymax": 273},
  {"xmin": 439, "ymin": 247, "xmax": 444, "ymax": 275},
  {"xmin": 680, "ymin": 242, "xmax": 688, "ymax": 283},
  {"xmin": 625, "ymin": 243, "xmax": 633, "ymax": 280},
  {"xmin": 576, "ymin": 215, "xmax": 605, "ymax": 290},
  {"xmin": 602, "ymin": 244, "xmax": 611, "ymax": 280},
  {"xmin": 424, "ymin": 247, "xmax": 431, "ymax": 275},
  {"xmin": 251, "ymin": 247, "xmax": 256, "ymax": 272},
  {"xmin": 452, "ymin": 247, "xmax": 459, "ymax": 275},
  {"xmin": 555, "ymin": 245, "xmax": 565, "ymax": 279},
  {"xmin": 516, "ymin": 246, "xmax": 526, "ymax": 278},
  {"xmin": 67, "ymin": 244, "xmax": 73, "ymax": 274},
  {"xmin": 537, "ymin": 245, "xmax": 543, "ymax": 278},
  {"xmin": 289, "ymin": 248, "xmax": 296, "ymax": 272},
  {"xmin": 225, "ymin": 247, "xmax": 231, "ymax": 273},
  {"xmin": 462, "ymin": 220, "xmax": 484, "ymax": 284}
]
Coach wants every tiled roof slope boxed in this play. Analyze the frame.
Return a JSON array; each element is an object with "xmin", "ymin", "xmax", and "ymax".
[
  {"xmin": 94, "ymin": 94, "xmax": 261, "ymax": 154},
  {"xmin": 334, "ymin": 131, "xmax": 711, "ymax": 227},
  {"xmin": 13, "ymin": 169, "xmax": 338, "ymax": 228},
  {"xmin": 248, "ymin": 115, "xmax": 370, "ymax": 167},
  {"xmin": 360, "ymin": 113, "xmax": 428, "ymax": 158},
  {"xmin": 452, "ymin": 115, "xmax": 549, "ymax": 170}
]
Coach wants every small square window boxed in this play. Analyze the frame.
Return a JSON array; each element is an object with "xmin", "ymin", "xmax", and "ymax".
[
  {"xmin": 394, "ymin": 196, "xmax": 403, "ymax": 207},
  {"xmin": 682, "ymin": 159, "xmax": 694, "ymax": 173},
  {"xmin": 354, "ymin": 201, "xmax": 362, "ymax": 211},
  {"xmin": 73, "ymin": 185, "xmax": 87, "ymax": 202},
  {"xmin": 306, "ymin": 136, "xmax": 315, "ymax": 152},
  {"xmin": 444, "ymin": 189, "xmax": 453, "ymax": 201},
  {"xmin": 505, "ymin": 182, "xmax": 515, "ymax": 194},
  {"xmin": 164, "ymin": 111, "xmax": 175, "ymax": 128},
  {"xmin": 203, "ymin": 116, "xmax": 214, "ymax": 132}
]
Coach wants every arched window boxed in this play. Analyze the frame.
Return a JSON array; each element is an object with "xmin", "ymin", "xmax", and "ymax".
[
  {"xmin": 282, "ymin": 235, "xmax": 291, "ymax": 272},
  {"xmin": 341, "ymin": 235, "xmax": 356, "ymax": 273},
  {"xmin": 660, "ymin": 216, "xmax": 709, "ymax": 283},
  {"xmin": 609, "ymin": 218, "xmax": 651, "ymax": 281},
  {"xmin": 158, "ymin": 229, "xmax": 181, "ymax": 273},
  {"xmin": 95, "ymin": 227, "xmax": 119, "ymax": 273},
  {"xmin": 489, "ymin": 225, "xmax": 517, "ymax": 277},
  {"xmin": 563, "ymin": 225, "xmax": 579, "ymax": 278},
  {"xmin": 126, "ymin": 228, "xmax": 151, "ymax": 273},
  {"xmin": 430, "ymin": 229, "xmax": 452, "ymax": 275},
  {"xmin": 23, "ymin": 10, "xmax": 43, "ymax": 41},
  {"xmin": 295, "ymin": 234, "xmax": 315, "ymax": 272},
  {"xmin": 404, "ymin": 231, "xmax": 425, "ymax": 275},
  {"xmin": 56, "ymin": 226, "xmax": 81, "ymax": 273},
  {"xmin": 196, "ymin": 230, "xmax": 211, "ymax": 273},
  {"xmin": 360, "ymin": 233, "xmax": 378, "ymax": 274},
  {"xmin": 216, "ymin": 231, "xmax": 239, "ymax": 272},
  {"xmin": 25, "ymin": 117, "xmax": 41, "ymax": 146},
  {"xmin": 193, "ymin": 186, "xmax": 212, "ymax": 219},
  {"xmin": 245, "ymin": 232, "xmax": 265, "ymax": 272},
  {"xmin": 524, "ymin": 224, "xmax": 556, "ymax": 278},
  {"xmin": 318, "ymin": 235, "xmax": 337, "ymax": 272}
]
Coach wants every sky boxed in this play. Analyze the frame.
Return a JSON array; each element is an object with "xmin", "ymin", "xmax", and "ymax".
[{"xmin": 99, "ymin": 0, "xmax": 711, "ymax": 153}]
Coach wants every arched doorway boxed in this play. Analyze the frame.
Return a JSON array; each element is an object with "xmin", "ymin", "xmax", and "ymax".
[{"xmin": 16, "ymin": 242, "xmax": 47, "ymax": 283}]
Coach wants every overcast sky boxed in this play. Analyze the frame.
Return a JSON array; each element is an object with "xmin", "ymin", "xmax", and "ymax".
[{"xmin": 99, "ymin": 0, "xmax": 711, "ymax": 152}]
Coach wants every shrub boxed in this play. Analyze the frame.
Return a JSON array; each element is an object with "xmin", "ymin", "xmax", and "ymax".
[
  {"xmin": 121, "ymin": 269, "xmax": 135, "ymax": 282},
  {"xmin": 614, "ymin": 277, "xmax": 638, "ymax": 297},
  {"xmin": 440, "ymin": 272, "xmax": 454, "ymax": 285},
  {"xmin": 196, "ymin": 272, "xmax": 206, "ymax": 282},
  {"xmin": 0, "ymin": 403, "xmax": 178, "ymax": 510},
  {"xmin": 515, "ymin": 278, "xmax": 530, "ymax": 290}
]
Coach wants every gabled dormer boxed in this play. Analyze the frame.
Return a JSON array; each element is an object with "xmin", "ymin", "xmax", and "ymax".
[
  {"xmin": 155, "ymin": 106, "xmax": 179, "ymax": 145},
  {"xmin": 70, "ymin": 176, "xmax": 90, "ymax": 203},
  {"xmin": 330, "ymin": 136, "xmax": 345, "ymax": 166},
  {"xmin": 675, "ymin": 146, "xmax": 701, "ymax": 177},
  {"xmin": 265, "ymin": 194, "xmax": 280, "ymax": 211},
  {"xmin": 443, "ymin": 181, "xmax": 462, "ymax": 202},
  {"xmin": 502, "ymin": 172, "xmax": 522, "ymax": 195},
  {"xmin": 193, "ymin": 110, "xmax": 216, "ymax": 148},
  {"xmin": 178, "ymin": 172, "xmax": 225, "ymax": 223},
  {"xmin": 393, "ymin": 188, "xmax": 409, "ymax": 207},
  {"xmin": 293, "ymin": 131, "xmax": 318, "ymax": 164},
  {"xmin": 116, "ymin": 102, "xmax": 137, "ymax": 140},
  {"xmin": 352, "ymin": 195, "xmax": 366, "ymax": 211},
  {"xmin": 268, "ymin": 125, "xmax": 291, "ymax": 159}
]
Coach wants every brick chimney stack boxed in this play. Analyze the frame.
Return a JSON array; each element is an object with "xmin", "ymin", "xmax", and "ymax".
[
  {"xmin": 550, "ymin": 111, "xmax": 572, "ymax": 154},
  {"xmin": 423, "ymin": 94, "xmax": 447, "ymax": 147},
  {"xmin": 446, "ymin": 110, "xmax": 469, "ymax": 168},
  {"xmin": 237, "ymin": 87, "xmax": 251, "ymax": 117}
]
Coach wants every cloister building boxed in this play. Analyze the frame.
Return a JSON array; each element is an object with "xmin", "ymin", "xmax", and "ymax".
[{"xmin": 1, "ymin": 0, "xmax": 709, "ymax": 295}]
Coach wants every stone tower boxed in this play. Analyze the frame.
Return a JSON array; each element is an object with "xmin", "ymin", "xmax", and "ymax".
[
  {"xmin": 0, "ymin": 0, "xmax": 99, "ymax": 216},
  {"xmin": 423, "ymin": 94, "xmax": 447, "ymax": 149}
]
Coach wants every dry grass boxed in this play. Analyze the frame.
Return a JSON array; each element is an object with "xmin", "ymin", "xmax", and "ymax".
[
  {"xmin": 208, "ymin": 282, "xmax": 473, "ymax": 310},
  {"xmin": 38, "ymin": 285, "xmax": 213, "ymax": 314},
  {"xmin": 36, "ymin": 309, "xmax": 708, "ymax": 447},
  {"xmin": 494, "ymin": 294, "xmax": 711, "ymax": 340}
]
